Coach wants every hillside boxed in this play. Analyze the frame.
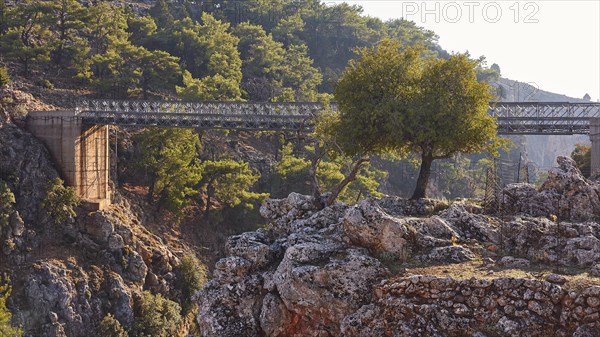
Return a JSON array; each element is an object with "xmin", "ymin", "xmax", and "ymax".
[{"xmin": 1, "ymin": 1, "xmax": 599, "ymax": 336}]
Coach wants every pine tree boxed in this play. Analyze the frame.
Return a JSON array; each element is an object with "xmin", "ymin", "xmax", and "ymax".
[
  {"xmin": 0, "ymin": 0, "xmax": 54, "ymax": 75},
  {"xmin": 135, "ymin": 128, "xmax": 202, "ymax": 217},
  {"xmin": 0, "ymin": 277, "xmax": 23, "ymax": 337},
  {"xmin": 97, "ymin": 314, "xmax": 127, "ymax": 337},
  {"xmin": 233, "ymin": 22, "xmax": 285, "ymax": 101},
  {"xmin": 42, "ymin": 178, "xmax": 80, "ymax": 225},
  {"xmin": 174, "ymin": 13, "xmax": 242, "ymax": 100},
  {"xmin": 132, "ymin": 292, "xmax": 181, "ymax": 337},
  {"xmin": 199, "ymin": 159, "xmax": 268, "ymax": 215},
  {"xmin": 280, "ymin": 44, "xmax": 322, "ymax": 101},
  {"xmin": 47, "ymin": 0, "xmax": 87, "ymax": 66},
  {"xmin": 148, "ymin": 0, "xmax": 174, "ymax": 29}
]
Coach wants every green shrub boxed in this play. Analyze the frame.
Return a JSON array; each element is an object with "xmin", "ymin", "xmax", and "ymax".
[
  {"xmin": 132, "ymin": 291, "xmax": 181, "ymax": 337},
  {"xmin": 42, "ymin": 178, "xmax": 80, "ymax": 225},
  {"xmin": 177, "ymin": 254, "xmax": 207, "ymax": 314},
  {"xmin": 98, "ymin": 314, "xmax": 128, "ymax": 337},
  {"xmin": 0, "ymin": 180, "xmax": 15, "ymax": 227},
  {"xmin": 37, "ymin": 79, "xmax": 54, "ymax": 89},
  {"xmin": 0, "ymin": 66, "xmax": 10, "ymax": 87},
  {"xmin": 0, "ymin": 277, "xmax": 23, "ymax": 337}
]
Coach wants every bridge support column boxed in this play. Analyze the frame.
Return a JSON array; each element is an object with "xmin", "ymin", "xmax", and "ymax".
[
  {"xmin": 590, "ymin": 118, "xmax": 600, "ymax": 176},
  {"xmin": 27, "ymin": 111, "xmax": 110, "ymax": 210}
]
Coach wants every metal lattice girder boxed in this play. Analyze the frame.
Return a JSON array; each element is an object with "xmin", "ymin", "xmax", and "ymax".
[
  {"xmin": 489, "ymin": 102, "xmax": 600, "ymax": 135},
  {"xmin": 78, "ymin": 100, "xmax": 600, "ymax": 134},
  {"xmin": 80, "ymin": 100, "xmax": 323, "ymax": 116},
  {"xmin": 79, "ymin": 100, "xmax": 322, "ymax": 131}
]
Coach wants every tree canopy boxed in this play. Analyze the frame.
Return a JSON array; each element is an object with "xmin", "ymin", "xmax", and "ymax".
[
  {"xmin": 0, "ymin": 0, "xmax": 450, "ymax": 98},
  {"xmin": 0, "ymin": 277, "xmax": 22, "ymax": 336},
  {"xmin": 334, "ymin": 39, "xmax": 502, "ymax": 199},
  {"xmin": 571, "ymin": 143, "xmax": 591, "ymax": 177},
  {"xmin": 42, "ymin": 177, "xmax": 80, "ymax": 225},
  {"xmin": 198, "ymin": 159, "xmax": 268, "ymax": 215},
  {"xmin": 134, "ymin": 128, "xmax": 202, "ymax": 216}
]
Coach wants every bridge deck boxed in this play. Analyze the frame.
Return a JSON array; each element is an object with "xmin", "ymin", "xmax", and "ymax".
[{"xmin": 76, "ymin": 100, "xmax": 600, "ymax": 135}]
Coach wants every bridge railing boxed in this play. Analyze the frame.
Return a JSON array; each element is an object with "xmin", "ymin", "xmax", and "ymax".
[
  {"xmin": 79, "ymin": 99, "xmax": 325, "ymax": 116},
  {"xmin": 77, "ymin": 99, "xmax": 600, "ymax": 134},
  {"xmin": 488, "ymin": 102, "xmax": 600, "ymax": 119}
]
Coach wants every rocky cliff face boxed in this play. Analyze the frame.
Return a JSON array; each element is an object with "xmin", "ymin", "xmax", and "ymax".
[
  {"xmin": 197, "ymin": 157, "xmax": 600, "ymax": 337},
  {"xmin": 0, "ymin": 97, "xmax": 190, "ymax": 336},
  {"xmin": 11, "ymin": 198, "xmax": 183, "ymax": 337}
]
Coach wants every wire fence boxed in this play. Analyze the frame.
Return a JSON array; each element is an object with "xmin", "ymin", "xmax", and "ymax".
[{"xmin": 482, "ymin": 156, "xmax": 556, "ymax": 213}]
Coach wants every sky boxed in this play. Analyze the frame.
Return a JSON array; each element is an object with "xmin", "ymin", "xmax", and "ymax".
[{"xmin": 329, "ymin": 0, "xmax": 600, "ymax": 101}]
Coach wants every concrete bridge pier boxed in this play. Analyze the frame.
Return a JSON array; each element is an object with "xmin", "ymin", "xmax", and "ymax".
[
  {"xmin": 27, "ymin": 110, "xmax": 110, "ymax": 210},
  {"xmin": 591, "ymin": 118, "xmax": 600, "ymax": 176}
]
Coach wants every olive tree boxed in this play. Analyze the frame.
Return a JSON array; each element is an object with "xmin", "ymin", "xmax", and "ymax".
[{"xmin": 334, "ymin": 39, "xmax": 503, "ymax": 199}]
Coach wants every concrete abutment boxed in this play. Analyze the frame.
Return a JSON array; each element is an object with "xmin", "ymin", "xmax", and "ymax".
[{"xmin": 27, "ymin": 110, "xmax": 110, "ymax": 210}]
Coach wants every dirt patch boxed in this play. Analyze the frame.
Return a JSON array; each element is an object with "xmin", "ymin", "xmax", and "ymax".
[{"xmin": 396, "ymin": 260, "xmax": 600, "ymax": 290}]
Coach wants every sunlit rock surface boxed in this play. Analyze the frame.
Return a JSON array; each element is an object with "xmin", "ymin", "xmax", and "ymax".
[{"xmin": 197, "ymin": 160, "xmax": 600, "ymax": 337}]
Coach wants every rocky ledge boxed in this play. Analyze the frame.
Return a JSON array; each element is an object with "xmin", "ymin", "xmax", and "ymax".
[{"xmin": 196, "ymin": 157, "xmax": 600, "ymax": 337}]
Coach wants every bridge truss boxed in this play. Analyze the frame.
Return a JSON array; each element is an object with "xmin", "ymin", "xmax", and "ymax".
[
  {"xmin": 489, "ymin": 102, "xmax": 600, "ymax": 135},
  {"xmin": 79, "ymin": 100, "xmax": 600, "ymax": 135},
  {"xmin": 79, "ymin": 100, "xmax": 322, "ymax": 131}
]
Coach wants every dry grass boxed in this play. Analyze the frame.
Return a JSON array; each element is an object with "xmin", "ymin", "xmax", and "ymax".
[{"xmin": 397, "ymin": 260, "xmax": 600, "ymax": 290}]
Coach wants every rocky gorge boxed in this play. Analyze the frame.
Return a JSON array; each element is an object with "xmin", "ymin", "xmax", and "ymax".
[
  {"xmin": 197, "ymin": 156, "xmax": 600, "ymax": 337},
  {"xmin": 2, "ymin": 87, "xmax": 599, "ymax": 336},
  {"xmin": 1, "ymin": 94, "xmax": 196, "ymax": 336}
]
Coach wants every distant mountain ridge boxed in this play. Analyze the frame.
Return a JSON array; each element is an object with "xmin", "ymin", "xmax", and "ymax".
[{"xmin": 493, "ymin": 78, "xmax": 591, "ymax": 103}]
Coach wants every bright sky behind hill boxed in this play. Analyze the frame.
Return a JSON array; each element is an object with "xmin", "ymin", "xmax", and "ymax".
[{"xmin": 330, "ymin": 0, "xmax": 600, "ymax": 101}]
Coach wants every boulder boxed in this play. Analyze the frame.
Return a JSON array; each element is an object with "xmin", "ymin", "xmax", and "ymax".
[
  {"xmin": 341, "ymin": 199, "xmax": 413, "ymax": 255},
  {"xmin": 84, "ymin": 212, "xmax": 115, "ymax": 244},
  {"xmin": 104, "ymin": 272, "xmax": 134, "ymax": 327},
  {"xmin": 440, "ymin": 204, "xmax": 500, "ymax": 243},
  {"xmin": 417, "ymin": 245, "xmax": 476, "ymax": 263},
  {"xmin": 497, "ymin": 256, "xmax": 531, "ymax": 268},
  {"xmin": 259, "ymin": 292, "xmax": 291, "ymax": 337},
  {"xmin": 225, "ymin": 230, "xmax": 277, "ymax": 269},
  {"xmin": 500, "ymin": 156, "xmax": 600, "ymax": 221},
  {"xmin": 0, "ymin": 124, "xmax": 59, "ymax": 225},
  {"xmin": 273, "ymin": 244, "xmax": 387, "ymax": 336},
  {"xmin": 23, "ymin": 261, "xmax": 95, "ymax": 336},
  {"xmin": 9, "ymin": 212, "xmax": 25, "ymax": 237},
  {"xmin": 590, "ymin": 264, "xmax": 600, "ymax": 277},
  {"xmin": 124, "ymin": 250, "xmax": 148, "ymax": 283},
  {"xmin": 198, "ymin": 190, "xmax": 600, "ymax": 337}
]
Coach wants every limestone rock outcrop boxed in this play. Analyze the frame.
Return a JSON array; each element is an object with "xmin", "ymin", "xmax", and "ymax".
[
  {"xmin": 500, "ymin": 156, "xmax": 600, "ymax": 220},
  {"xmin": 0, "ymin": 117, "xmax": 187, "ymax": 336},
  {"xmin": 198, "ymin": 194, "xmax": 389, "ymax": 336},
  {"xmin": 198, "ymin": 168, "xmax": 600, "ymax": 336}
]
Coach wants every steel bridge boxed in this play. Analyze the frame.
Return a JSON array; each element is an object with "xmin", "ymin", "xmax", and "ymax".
[
  {"xmin": 25, "ymin": 100, "xmax": 600, "ymax": 209},
  {"xmin": 77, "ymin": 100, "xmax": 600, "ymax": 135}
]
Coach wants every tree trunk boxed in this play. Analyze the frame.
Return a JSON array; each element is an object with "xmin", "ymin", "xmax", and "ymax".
[
  {"xmin": 204, "ymin": 187, "xmax": 212, "ymax": 216},
  {"xmin": 326, "ymin": 157, "xmax": 370, "ymax": 206},
  {"xmin": 22, "ymin": 57, "xmax": 29, "ymax": 76},
  {"xmin": 147, "ymin": 181, "xmax": 155, "ymax": 203},
  {"xmin": 204, "ymin": 183, "xmax": 214, "ymax": 217},
  {"xmin": 141, "ymin": 74, "xmax": 149, "ymax": 100},
  {"xmin": 309, "ymin": 155, "xmax": 323, "ymax": 209},
  {"xmin": 156, "ymin": 190, "xmax": 167, "ymax": 212},
  {"xmin": 411, "ymin": 152, "xmax": 433, "ymax": 200}
]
